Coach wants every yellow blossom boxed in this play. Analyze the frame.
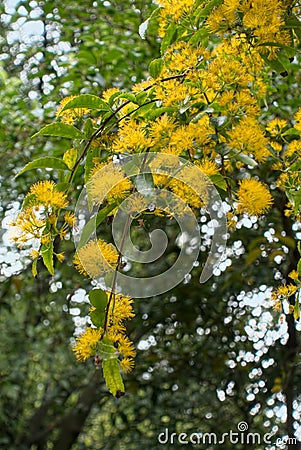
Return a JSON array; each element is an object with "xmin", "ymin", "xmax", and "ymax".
[
  {"xmin": 102, "ymin": 87, "xmax": 120, "ymax": 103},
  {"xmin": 30, "ymin": 249, "xmax": 39, "ymax": 260},
  {"xmin": 113, "ymin": 119, "xmax": 152, "ymax": 153},
  {"xmin": 64, "ymin": 211, "xmax": 76, "ymax": 227},
  {"xmin": 29, "ymin": 181, "xmax": 68, "ymax": 209},
  {"xmin": 266, "ymin": 118, "xmax": 287, "ymax": 137},
  {"xmin": 286, "ymin": 140, "xmax": 301, "ymax": 158},
  {"xmin": 289, "ymin": 270, "xmax": 299, "ymax": 281},
  {"xmin": 228, "ymin": 117, "xmax": 270, "ymax": 162},
  {"xmin": 73, "ymin": 328, "xmax": 103, "ymax": 361},
  {"xmin": 73, "ymin": 239, "xmax": 119, "ymax": 278},
  {"xmin": 236, "ymin": 178, "xmax": 273, "ymax": 216}
]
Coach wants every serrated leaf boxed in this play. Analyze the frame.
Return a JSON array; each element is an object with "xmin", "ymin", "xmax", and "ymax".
[
  {"xmin": 90, "ymin": 309, "xmax": 106, "ymax": 328},
  {"xmin": 102, "ymin": 358, "xmax": 125, "ymax": 398},
  {"xmin": 149, "ymin": 58, "xmax": 164, "ymax": 78},
  {"xmin": 63, "ymin": 148, "xmax": 78, "ymax": 169},
  {"xmin": 89, "ymin": 289, "xmax": 108, "ymax": 309},
  {"xmin": 41, "ymin": 242, "xmax": 54, "ymax": 276},
  {"xmin": 16, "ymin": 157, "xmax": 70, "ymax": 178},
  {"xmin": 32, "ymin": 123, "xmax": 83, "ymax": 139},
  {"xmin": 59, "ymin": 94, "xmax": 108, "ymax": 112}
]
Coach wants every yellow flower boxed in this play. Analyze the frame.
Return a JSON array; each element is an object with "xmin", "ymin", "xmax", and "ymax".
[
  {"xmin": 30, "ymin": 249, "xmax": 39, "ymax": 260},
  {"xmin": 286, "ymin": 140, "xmax": 301, "ymax": 158},
  {"xmin": 87, "ymin": 163, "xmax": 132, "ymax": 205},
  {"xmin": 73, "ymin": 239, "xmax": 119, "ymax": 278},
  {"xmin": 228, "ymin": 117, "xmax": 269, "ymax": 162},
  {"xmin": 120, "ymin": 357, "xmax": 135, "ymax": 373},
  {"xmin": 73, "ymin": 328, "xmax": 103, "ymax": 362},
  {"xmin": 236, "ymin": 178, "xmax": 273, "ymax": 216},
  {"xmin": 30, "ymin": 181, "xmax": 68, "ymax": 209},
  {"xmin": 117, "ymin": 334, "xmax": 136, "ymax": 358},
  {"xmin": 56, "ymin": 96, "xmax": 90, "ymax": 124},
  {"xmin": 154, "ymin": 0, "xmax": 195, "ymax": 36}
]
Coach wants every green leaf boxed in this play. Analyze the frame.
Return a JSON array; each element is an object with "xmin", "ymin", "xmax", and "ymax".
[
  {"xmin": 297, "ymin": 258, "xmax": 301, "ymax": 274},
  {"xmin": 63, "ymin": 148, "xmax": 78, "ymax": 169},
  {"xmin": 58, "ymin": 94, "xmax": 108, "ymax": 112},
  {"xmin": 116, "ymin": 92, "xmax": 136, "ymax": 103},
  {"xmin": 161, "ymin": 22, "xmax": 177, "ymax": 54},
  {"xmin": 16, "ymin": 157, "xmax": 70, "ymax": 178},
  {"xmin": 89, "ymin": 289, "xmax": 108, "ymax": 310},
  {"xmin": 102, "ymin": 358, "xmax": 125, "ymax": 398},
  {"xmin": 231, "ymin": 150, "xmax": 258, "ymax": 167},
  {"xmin": 210, "ymin": 174, "xmax": 227, "ymax": 191},
  {"xmin": 41, "ymin": 242, "xmax": 54, "ymax": 276},
  {"xmin": 298, "ymin": 242, "xmax": 301, "ymax": 255},
  {"xmin": 90, "ymin": 309, "xmax": 106, "ymax": 328},
  {"xmin": 195, "ymin": 0, "xmax": 223, "ymax": 20},
  {"xmin": 32, "ymin": 123, "xmax": 83, "ymax": 139},
  {"xmin": 149, "ymin": 58, "xmax": 164, "ymax": 78},
  {"xmin": 282, "ymin": 128, "xmax": 300, "ymax": 137}
]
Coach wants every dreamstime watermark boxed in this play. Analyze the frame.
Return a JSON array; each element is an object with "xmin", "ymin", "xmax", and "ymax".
[
  {"xmin": 73, "ymin": 152, "xmax": 227, "ymax": 298},
  {"xmin": 157, "ymin": 422, "xmax": 298, "ymax": 447}
]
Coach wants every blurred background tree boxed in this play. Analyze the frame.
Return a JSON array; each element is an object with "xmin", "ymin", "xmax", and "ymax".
[{"xmin": 0, "ymin": 1, "xmax": 301, "ymax": 449}]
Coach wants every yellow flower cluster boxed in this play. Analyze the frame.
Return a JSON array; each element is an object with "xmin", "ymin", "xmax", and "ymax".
[
  {"xmin": 154, "ymin": 0, "xmax": 196, "ymax": 37},
  {"xmin": 87, "ymin": 162, "xmax": 132, "ymax": 204},
  {"xmin": 207, "ymin": 0, "xmax": 291, "ymax": 58}
]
